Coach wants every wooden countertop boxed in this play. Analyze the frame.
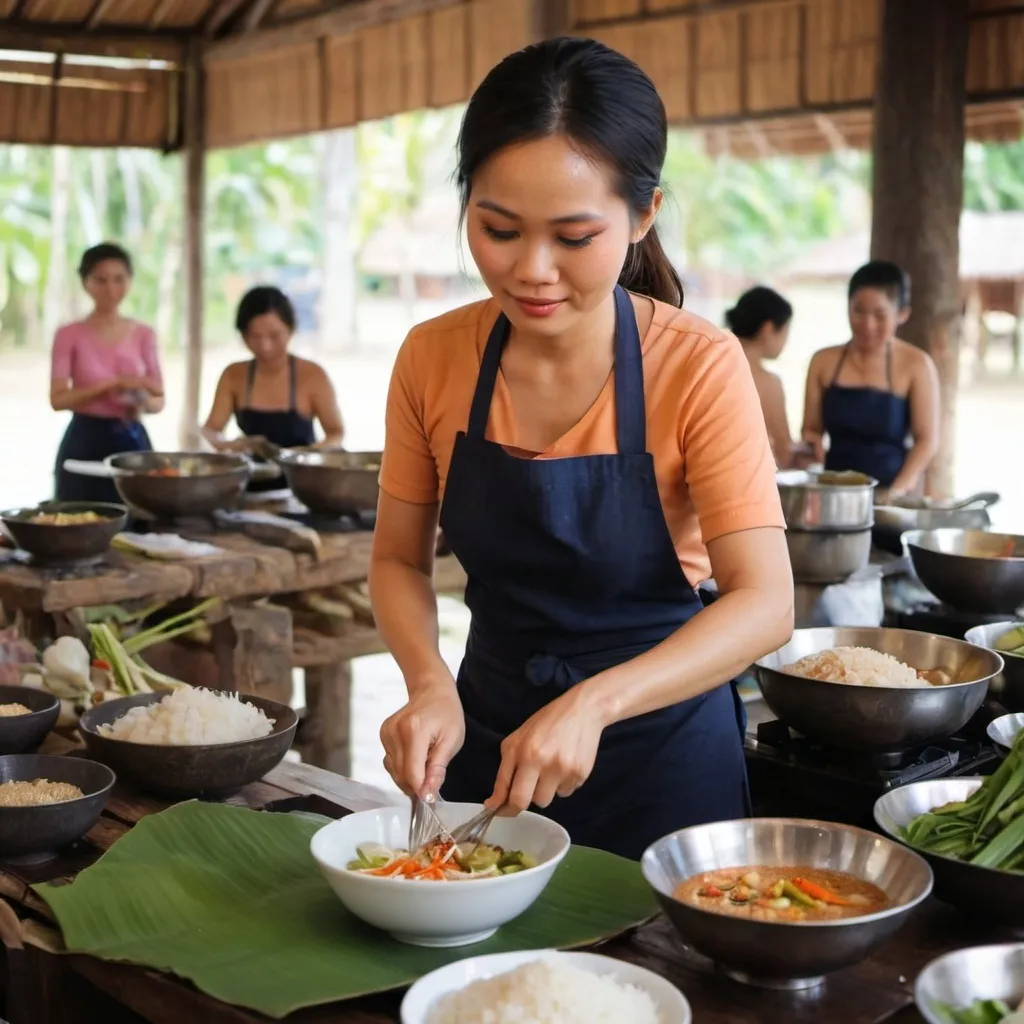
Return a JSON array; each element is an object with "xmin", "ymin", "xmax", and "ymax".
[{"xmin": 1, "ymin": 744, "xmax": 1012, "ymax": 1024}]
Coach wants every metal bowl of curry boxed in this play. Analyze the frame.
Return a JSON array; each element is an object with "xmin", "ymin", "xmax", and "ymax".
[{"xmin": 642, "ymin": 817, "xmax": 933, "ymax": 990}]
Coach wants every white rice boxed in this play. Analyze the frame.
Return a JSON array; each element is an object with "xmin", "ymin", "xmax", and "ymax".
[
  {"xmin": 427, "ymin": 960, "xmax": 663, "ymax": 1024},
  {"xmin": 97, "ymin": 687, "xmax": 275, "ymax": 745},
  {"xmin": 783, "ymin": 646, "xmax": 926, "ymax": 688}
]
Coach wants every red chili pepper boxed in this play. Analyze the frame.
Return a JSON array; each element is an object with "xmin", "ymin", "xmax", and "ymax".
[
  {"xmin": 792, "ymin": 877, "xmax": 854, "ymax": 907},
  {"xmin": 700, "ymin": 885, "xmax": 724, "ymax": 898},
  {"xmin": 92, "ymin": 658, "xmax": 111, "ymax": 671}
]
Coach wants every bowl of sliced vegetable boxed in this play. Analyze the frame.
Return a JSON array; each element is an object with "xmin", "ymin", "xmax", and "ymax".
[
  {"xmin": 989, "ymin": 714, "xmax": 1024, "ymax": 756},
  {"xmin": 874, "ymin": 729, "xmax": 1024, "ymax": 929},
  {"xmin": 915, "ymin": 943, "xmax": 1024, "ymax": 1024},
  {"xmin": 310, "ymin": 802, "xmax": 571, "ymax": 948},
  {"xmin": 966, "ymin": 623, "xmax": 1024, "ymax": 713}
]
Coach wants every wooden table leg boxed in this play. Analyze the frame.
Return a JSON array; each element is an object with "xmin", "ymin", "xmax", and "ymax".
[
  {"xmin": 299, "ymin": 660, "xmax": 353, "ymax": 777},
  {"xmin": 211, "ymin": 603, "xmax": 293, "ymax": 706}
]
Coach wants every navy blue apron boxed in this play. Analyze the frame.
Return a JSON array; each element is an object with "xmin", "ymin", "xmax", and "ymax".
[
  {"xmin": 235, "ymin": 356, "xmax": 316, "ymax": 492},
  {"xmin": 54, "ymin": 413, "xmax": 150, "ymax": 504},
  {"xmin": 438, "ymin": 286, "xmax": 750, "ymax": 860},
  {"xmin": 822, "ymin": 344, "xmax": 910, "ymax": 488}
]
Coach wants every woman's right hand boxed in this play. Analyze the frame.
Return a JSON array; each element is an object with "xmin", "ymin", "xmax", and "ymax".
[{"xmin": 380, "ymin": 674, "xmax": 465, "ymax": 798}]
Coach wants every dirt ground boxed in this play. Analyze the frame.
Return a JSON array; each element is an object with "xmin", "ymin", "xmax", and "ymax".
[{"xmin": 2, "ymin": 288, "xmax": 1021, "ymax": 792}]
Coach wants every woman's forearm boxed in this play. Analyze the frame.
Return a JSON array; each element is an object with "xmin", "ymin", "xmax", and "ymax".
[
  {"xmin": 890, "ymin": 439, "xmax": 937, "ymax": 495},
  {"xmin": 579, "ymin": 585, "xmax": 794, "ymax": 728},
  {"xmin": 50, "ymin": 381, "xmax": 117, "ymax": 412},
  {"xmin": 368, "ymin": 557, "xmax": 454, "ymax": 697}
]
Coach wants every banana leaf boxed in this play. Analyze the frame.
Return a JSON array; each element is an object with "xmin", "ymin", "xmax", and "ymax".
[{"xmin": 35, "ymin": 801, "xmax": 657, "ymax": 1019}]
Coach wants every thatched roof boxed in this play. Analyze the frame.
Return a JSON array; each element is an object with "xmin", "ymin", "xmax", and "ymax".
[
  {"xmin": 781, "ymin": 210, "xmax": 1024, "ymax": 284},
  {"xmin": 1, "ymin": 0, "xmax": 1024, "ymax": 151}
]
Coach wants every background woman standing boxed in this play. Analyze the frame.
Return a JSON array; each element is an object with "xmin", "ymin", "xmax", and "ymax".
[
  {"xmin": 202, "ymin": 286, "xmax": 344, "ymax": 489},
  {"xmin": 726, "ymin": 286, "xmax": 797, "ymax": 468},
  {"xmin": 370, "ymin": 39, "xmax": 792, "ymax": 859},
  {"xmin": 50, "ymin": 243, "xmax": 163, "ymax": 504},
  {"xmin": 801, "ymin": 260, "xmax": 940, "ymax": 499}
]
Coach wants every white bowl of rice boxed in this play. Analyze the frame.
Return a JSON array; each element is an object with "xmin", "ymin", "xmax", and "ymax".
[
  {"xmin": 311, "ymin": 802, "xmax": 570, "ymax": 947},
  {"xmin": 400, "ymin": 950, "xmax": 691, "ymax": 1024}
]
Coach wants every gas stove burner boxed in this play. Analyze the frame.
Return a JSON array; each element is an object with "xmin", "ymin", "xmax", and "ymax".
[{"xmin": 746, "ymin": 713, "xmax": 1002, "ymax": 828}]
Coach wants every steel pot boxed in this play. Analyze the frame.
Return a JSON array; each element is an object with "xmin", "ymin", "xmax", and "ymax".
[
  {"xmin": 965, "ymin": 621, "xmax": 1024, "ymax": 712},
  {"xmin": 785, "ymin": 527, "xmax": 872, "ymax": 584},
  {"xmin": 777, "ymin": 470, "xmax": 877, "ymax": 532},
  {"xmin": 276, "ymin": 448, "xmax": 381, "ymax": 517}
]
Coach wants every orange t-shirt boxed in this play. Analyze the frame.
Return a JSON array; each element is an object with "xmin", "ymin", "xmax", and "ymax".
[{"xmin": 379, "ymin": 296, "xmax": 785, "ymax": 584}]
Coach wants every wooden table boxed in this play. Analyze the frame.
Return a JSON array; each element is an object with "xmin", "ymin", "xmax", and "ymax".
[
  {"xmin": 0, "ymin": 532, "xmax": 466, "ymax": 775},
  {"xmin": 0, "ymin": 753, "xmax": 1015, "ymax": 1024}
]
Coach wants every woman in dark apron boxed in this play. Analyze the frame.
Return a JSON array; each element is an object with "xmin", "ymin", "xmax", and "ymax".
[
  {"xmin": 369, "ymin": 40, "xmax": 793, "ymax": 860},
  {"xmin": 202, "ymin": 287, "xmax": 344, "ymax": 491},
  {"xmin": 50, "ymin": 243, "xmax": 163, "ymax": 505},
  {"xmin": 801, "ymin": 261, "xmax": 940, "ymax": 498}
]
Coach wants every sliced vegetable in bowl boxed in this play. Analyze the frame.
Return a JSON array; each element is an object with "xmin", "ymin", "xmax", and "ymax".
[{"xmin": 346, "ymin": 839, "xmax": 537, "ymax": 881}]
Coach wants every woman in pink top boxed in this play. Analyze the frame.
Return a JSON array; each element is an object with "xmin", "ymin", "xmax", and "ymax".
[{"xmin": 51, "ymin": 243, "xmax": 165, "ymax": 504}]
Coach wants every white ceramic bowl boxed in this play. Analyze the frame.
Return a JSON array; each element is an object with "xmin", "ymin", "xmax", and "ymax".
[
  {"xmin": 310, "ymin": 802, "xmax": 570, "ymax": 947},
  {"xmin": 400, "ymin": 949, "xmax": 691, "ymax": 1024}
]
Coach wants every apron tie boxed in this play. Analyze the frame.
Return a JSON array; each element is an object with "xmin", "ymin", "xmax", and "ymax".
[{"xmin": 525, "ymin": 653, "xmax": 585, "ymax": 692}]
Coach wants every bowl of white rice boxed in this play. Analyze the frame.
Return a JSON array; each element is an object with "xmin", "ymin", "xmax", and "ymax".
[
  {"xmin": 79, "ymin": 688, "xmax": 296, "ymax": 798},
  {"xmin": 400, "ymin": 950, "xmax": 691, "ymax": 1024},
  {"xmin": 754, "ymin": 627, "xmax": 1001, "ymax": 752}
]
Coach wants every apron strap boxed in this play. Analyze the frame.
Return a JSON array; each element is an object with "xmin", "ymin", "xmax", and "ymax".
[
  {"xmin": 288, "ymin": 355, "xmax": 298, "ymax": 412},
  {"xmin": 466, "ymin": 285, "xmax": 647, "ymax": 454}
]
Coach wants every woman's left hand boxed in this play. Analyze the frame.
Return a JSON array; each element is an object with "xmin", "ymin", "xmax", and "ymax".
[{"xmin": 487, "ymin": 688, "xmax": 606, "ymax": 814}]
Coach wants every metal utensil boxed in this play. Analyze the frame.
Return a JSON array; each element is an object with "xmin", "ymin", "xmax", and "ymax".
[
  {"xmin": 448, "ymin": 807, "xmax": 499, "ymax": 848},
  {"xmin": 409, "ymin": 793, "xmax": 450, "ymax": 852},
  {"xmin": 874, "ymin": 778, "xmax": 1024, "ymax": 929},
  {"xmin": 641, "ymin": 817, "xmax": 933, "ymax": 990},
  {"xmin": 915, "ymin": 943, "xmax": 1024, "ymax": 1024},
  {"xmin": 776, "ymin": 470, "xmax": 877, "ymax": 531},
  {"xmin": 106, "ymin": 451, "xmax": 251, "ymax": 520},
  {"xmin": 754, "ymin": 626, "xmax": 1002, "ymax": 752},
  {"xmin": 276, "ymin": 448, "xmax": 381, "ymax": 517},
  {"xmin": 904, "ymin": 529, "xmax": 1024, "ymax": 614},
  {"xmin": 785, "ymin": 527, "xmax": 872, "ymax": 584},
  {"xmin": 966, "ymin": 622, "xmax": 1024, "ymax": 711}
]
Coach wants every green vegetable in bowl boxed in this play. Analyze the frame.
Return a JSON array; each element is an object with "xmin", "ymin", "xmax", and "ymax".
[
  {"xmin": 903, "ymin": 730, "xmax": 1024, "ymax": 872},
  {"xmin": 934, "ymin": 998, "xmax": 1024, "ymax": 1024}
]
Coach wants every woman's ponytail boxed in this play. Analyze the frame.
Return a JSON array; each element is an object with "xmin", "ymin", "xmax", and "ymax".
[{"xmin": 618, "ymin": 226, "xmax": 684, "ymax": 307}]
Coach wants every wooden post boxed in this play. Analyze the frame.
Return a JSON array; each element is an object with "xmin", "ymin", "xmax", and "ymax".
[
  {"xmin": 180, "ymin": 36, "xmax": 205, "ymax": 450},
  {"xmin": 869, "ymin": 0, "xmax": 968, "ymax": 498}
]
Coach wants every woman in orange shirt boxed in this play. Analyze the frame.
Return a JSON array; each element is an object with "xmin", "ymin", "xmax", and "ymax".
[{"xmin": 370, "ymin": 38, "xmax": 793, "ymax": 858}]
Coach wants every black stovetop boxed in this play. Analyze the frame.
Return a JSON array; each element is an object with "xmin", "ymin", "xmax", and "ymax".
[{"xmin": 745, "ymin": 706, "xmax": 1005, "ymax": 829}]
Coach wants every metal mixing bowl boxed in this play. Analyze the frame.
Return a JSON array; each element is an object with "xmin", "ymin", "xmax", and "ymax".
[
  {"xmin": 916, "ymin": 944, "xmax": 1024, "ymax": 1024},
  {"xmin": 0, "ymin": 754, "xmax": 115, "ymax": 862},
  {"xmin": 966, "ymin": 622, "xmax": 1024, "ymax": 712},
  {"xmin": 904, "ymin": 529, "xmax": 1024, "ymax": 615},
  {"xmin": 875, "ymin": 778, "xmax": 1024, "ymax": 929},
  {"xmin": 107, "ymin": 452, "xmax": 250, "ymax": 520},
  {"xmin": 276, "ymin": 448, "xmax": 380, "ymax": 517},
  {"xmin": 1, "ymin": 501, "xmax": 127, "ymax": 563},
  {"xmin": 78, "ymin": 691, "xmax": 297, "ymax": 799},
  {"xmin": 755, "ymin": 627, "xmax": 1002, "ymax": 752},
  {"xmin": 777, "ymin": 470, "xmax": 877, "ymax": 531},
  {"xmin": 641, "ymin": 817, "xmax": 933, "ymax": 990},
  {"xmin": 986, "ymin": 713, "xmax": 1024, "ymax": 755},
  {"xmin": 786, "ymin": 527, "xmax": 872, "ymax": 584}
]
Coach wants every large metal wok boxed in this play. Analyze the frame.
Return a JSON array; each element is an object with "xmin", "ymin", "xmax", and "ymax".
[
  {"xmin": 754, "ymin": 627, "xmax": 1002, "ymax": 752},
  {"xmin": 275, "ymin": 448, "xmax": 380, "ymax": 517},
  {"xmin": 903, "ymin": 529, "xmax": 1024, "ymax": 615},
  {"xmin": 966, "ymin": 621, "xmax": 1024, "ymax": 712},
  {"xmin": 106, "ymin": 452, "xmax": 250, "ymax": 519}
]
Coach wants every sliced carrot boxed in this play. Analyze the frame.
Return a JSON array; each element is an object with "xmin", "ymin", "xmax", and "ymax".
[{"xmin": 791, "ymin": 877, "xmax": 855, "ymax": 907}]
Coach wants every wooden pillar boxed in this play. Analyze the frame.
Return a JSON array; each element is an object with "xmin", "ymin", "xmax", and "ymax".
[
  {"xmin": 869, "ymin": 0, "xmax": 968, "ymax": 498},
  {"xmin": 180, "ymin": 36, "xmax": 205, "ymax": 450}
]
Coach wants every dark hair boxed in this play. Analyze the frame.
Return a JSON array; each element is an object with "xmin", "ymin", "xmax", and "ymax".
[
  {"xmin": 79, "ymin": 242, "xmax": 132, "ymax": 280},
  {"xmin": 235, "ymin": 286, "xmax": 296, "ymax": 334},
  {"xmin": 456, "ymin": 37, "xmax": 684, "ymax": 307},
  {"xmin": 848, "ymin": 260, "xmax": 910, "ymax": 309},
  {"xmin": 725, "ymin": 286, "xmax": 793, "ymax": 340}
]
